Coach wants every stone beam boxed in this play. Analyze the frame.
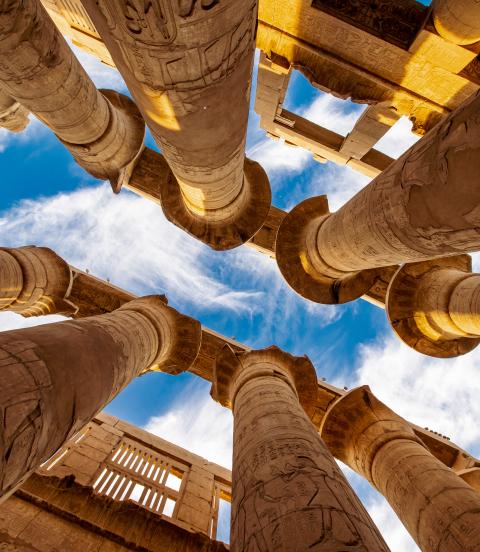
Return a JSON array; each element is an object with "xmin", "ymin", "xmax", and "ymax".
[
  {"xmin": 0, "ymin": 86, "xmax": 29, "ymax": 133},
  {"xmin": 254, "ymin": 53, "xmax": 394, "ymax": 178},
  {"xmin": 340, "ymin": 103, "xmax": 401, "ymax": 160},
  {"xmin": 212, "ymin": 346, "xmax": 389, "ymax": 551},
  {"xmin": 0, "ymin": 246, "xmax": 476, "ymax": 472},
  {"xmin": 257, "ymin": 0, "xmax": 478, "ymax": 133},
  {"xmin": 321, "ymin": 386, "xmax": 480, "ymax": 551},
  {"xmin": 276, "ymin": 90, "xmax": 480, "ymax": 305},
  {"xmin": 433, "ymin": 0, "xmax": 480, "ymax": 45},
  {"xmin": 79, "ymin": 0, "xmax": 271, "ymax": 251},
  {"xmin": 0, "ymin": 295, "xmax": 201, "ymax": 502},
  {"xmin": 0, "ymin": 0, "xmax": 145, "ymax": 192}
]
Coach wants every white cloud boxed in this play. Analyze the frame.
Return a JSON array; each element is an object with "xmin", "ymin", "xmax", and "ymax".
[
  {"xmin": 144, "ymin": 383, "xmax": 233, "ymax": 469},
  {"xmin": 0, "ymin": 184, "xmax": 263, "ymax": 315},
  {"xmin": 375, "ymin": 117, "xmax": 420, "ymax": 159},
  {"xmin": 248, "ymin": 136, "xmax": 311, "ymax": 174},
  {"xmin": 0, "ymin": 311, "xmax": 66, "ymax": 332},
  {"xmin": 302, "ymin": 93, "xmax": 365, "ymax": 135}
]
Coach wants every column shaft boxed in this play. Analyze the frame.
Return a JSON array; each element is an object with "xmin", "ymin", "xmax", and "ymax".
[
  {"xmin": 321, "ymin": 386, "xmax": 480, "ymax": 552},
  {"xmin": 0, "ymin": 0, "xmax": 144, "ymax": 189},
  {"xmin": 0, "ymin": 296, "xmax": 200, "ymax": 502},
  {"xmin": 213, "ymin": 347, "xmax": 389, "ymax": 551},
  {"xmin": 80, "ymin": 0, "xmax": 271, "ymax": 249},
  {"xmin": 433, "ymin": 0, "xmax": 480, "ymax": 45}
]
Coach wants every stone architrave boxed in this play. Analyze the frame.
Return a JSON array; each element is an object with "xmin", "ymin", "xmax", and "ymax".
[
  {"xmin": 276, "ymin": 90, "xmax": 480, "ymax": 304},
  {"xmin": 80, "ymin": 0, "xmax": 271, "ymax": 250},
  {"xmin": 433, "ymin": 0, "xmax": 480, "ymax": 45},
  {"xmin": 0, "ymin": 295, "xmax": 201, "ymax": 503},
  {"xmin": 212, "ymin": 346, "xmax": 389, "ymax": 551},
  {"xmin": 321, "ymin": 386, "xmax": 480, "ymax": 552},
  {"xmin": 0, "ymin": 86, "xmax": 29, "ymax": 132},
  {"xmin": 386, "ymin": 255, "xmax": 480, "ymax": 358},
  {"xmin": 0, "ymin": 0, "xmax": 145, "ymax": 192}
]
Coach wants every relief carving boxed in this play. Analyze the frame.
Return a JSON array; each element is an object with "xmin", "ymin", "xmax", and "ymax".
[
  {"xmin": 311, "ymin": 0, "xmax": 428, "ymax": 50},
  {"xmin": 177, "ymin": 0, "xmax": 219, "ymax": 17}
]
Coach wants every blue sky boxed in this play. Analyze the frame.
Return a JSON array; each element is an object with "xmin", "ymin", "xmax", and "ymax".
[{"xmin": 1, "ymin": 21, "xmax": 479, "ymax": 549}]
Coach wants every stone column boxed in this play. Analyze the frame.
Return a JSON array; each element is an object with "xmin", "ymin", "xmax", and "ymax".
[
  {"xmin": 0, "ymin": 0, "xmax": 145, "ymax": 192},
  {"xmin": 321, "ymin": 386, "xmax": 480, "ymax": 552},
  {"xmin": 276, "ymin": 90, "xmax": 480, "ymax": 304},
  {"xmin": 0, "ymin": 246, "xmax": 76, "ymax": 317},
  {"xmin": 80, "ymin": 0, "xmax": 271, "ymax": 250},
  {"xmin": 433, "ymin": 0, "xmax": 480, "ymax": 45},
  {"xmin": 386, "ymin": 255, "xmax": 480, "ymax": 358},
  {"xmin": 0, "ymin": 295, "xmax": 201, "ymax": 502},
  {"xmin": 212, "ymin": 346, "xmax": 389, "ymax": 551},
  {"xmin": 0, "ymin": 86, "xmax": 28, "ymax": 132}
]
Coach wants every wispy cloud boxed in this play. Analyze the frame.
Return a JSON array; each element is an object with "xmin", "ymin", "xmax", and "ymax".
[
  {"xmin": 144, "ymin": 381, "xmax": 233, "ymax": 469},
  {"xmin": 0, "ymin": 184, "xmax": 263, "ymax": 315}
]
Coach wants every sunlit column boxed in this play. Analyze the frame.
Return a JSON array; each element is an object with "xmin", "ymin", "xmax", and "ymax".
[
  {"xmin": 0, "ymin": 295, "xmax": 201, "ymax": 502},
  {"xmin": 276, "ymin": 90, "xmax": 480, "ymax": 304},
  {"xmin": 212, "ymin": 346, "xmax": 389, "ymax": 551},
  {"xmin": 80, "ymin": 0, "xmax": 271, "ymax": 249},
  {"xmin": 321, "ymin": 386, "xmax": 480, "ymax": 552},
  {"xmin": 0, "ymin": 0, "xmax": 145, "ymax": 192},
  {"xmin": 433, "ymin": 0, "xmax": 480, "ymax": 45},
  {"xmin": 386, "ymin": 256, "xmax": 480, "ymax": 357}
]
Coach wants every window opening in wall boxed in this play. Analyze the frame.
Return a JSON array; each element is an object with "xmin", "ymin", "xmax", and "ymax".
[
  {"xmin": 216, "ymin": 498, "xmax": 231, "ymax": 544},
  {"xmin": 163, "ymin": 497, "xmax": 176, "ymax": 517},
  {"xmin": 165, "ymin": 471, "xmax": 182, "ymax": 491},
  {"xmin": 130, "ymin": 482, "xmax": 145, "ymax": 502}
]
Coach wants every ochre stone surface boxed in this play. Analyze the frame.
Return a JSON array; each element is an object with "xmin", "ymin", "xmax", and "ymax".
[
  {"xmin": 0, "ymin": 0, "xmax": 145, "ymax": 191},
  {"xmin": 80, "ymin": 0, "xmax": 271, "ymax": 249},
  {"xmin": 321, "ymin": 386, "xmax": 480, "ymax": 552},
  {"xmin": 212, "ymin": 347, "xmax": 389, "ymax": 551},
  {"xmin": 277, "ymin": 90, "xmax": 480, "ymax": 304},
  {"xmin": 433, "ymin": 0, "xmax": 480, "ymax": 45},
  {"xmin": 386, "ymin": 256, "xmax": 480, "ymax": 358},
  {"xmin": 0, "ymin": 296, "xmax": 200, "ymax": 502}
]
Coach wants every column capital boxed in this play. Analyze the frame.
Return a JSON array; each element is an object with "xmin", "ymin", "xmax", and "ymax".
[
  {"xmin": 320, "ymin": 385, "xmax": 423, "ymax": 484},
  {"xmin": 119, "ymin": 295, "xmax": 202, "ymax": 375},
  {"xmin": 386, "ymin": 255, "xmax": 480, "ymax": 358},
  {"xmin": 211, "ymin": 345, "xmax": 318, "ymax": 419},
  {"xmin": 276, "ymin": 195, "xmax": 384, "ymax": 304},
  {"xmin": 0, "ymin": 246, "xmax": 75, "ymax": 317}
]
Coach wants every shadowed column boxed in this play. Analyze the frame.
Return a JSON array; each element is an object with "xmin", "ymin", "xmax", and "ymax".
[
  {"xmin": 0, "ymin": 86, "xmax": 28, "ymax": 132},
  {"xmin": 0, "ymin": 295, "xmax": 201, "ymax": 503},
  {"xmin": 80, "ymin": 0, "xmax": 271, "ymax": 250},
  {"xmin": 0, "ymin": 0, "xmax": 145, "ymax": 192},
  {"xmin": 386, "ymin": 255, "xmax": 480, "ymax": 358},
  {"xmin": 212, "ymin": 346, "xmax": 389, "ymax": 552},
  {"xmin": 433, "ymin": 0, "xmax": 480, "ymax": 45},
  {"xmin": 276, "ymin": 90, "xmax": 480, "ymax": 304},
  {"xmin": 321, "ymin": 386, "xmax": 480, "ymax": 552}
]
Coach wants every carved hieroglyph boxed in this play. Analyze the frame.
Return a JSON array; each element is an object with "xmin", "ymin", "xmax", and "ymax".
[
  {"xmin": 276, "ymin": 90, "xmax": 480, "ymax": 304},
  {"xmin": 321, "ymin": 386, "xmax": 480, "ymax": 552},
  {"xmin": 80, "ymin": 0, "xmax": 271, "ymax": 249},
  {"xmin": 0, "ymin": 296, "xmax": 201, "ymax": 502},
  {"xmin": 433, "ymin": 0, "xmax": 480, "ymax": 45},
  {"xmin": 0, "ymin": 86, "xmax": 29, "ymax": 133},
  {"xmin": 0, "ymin": 0, "xmax": 145, "ymax": 191},
  {"xmin": 212, "ymin": 347, "xmax": 389, "ymax": 551}
]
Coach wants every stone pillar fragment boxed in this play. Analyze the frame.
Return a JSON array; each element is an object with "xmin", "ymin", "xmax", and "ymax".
[
  {"xmin": 0, "ymin": 86, "xmax": 29, "ymax": 132},
  {"xmin": 0, "ymin": 295, "xmax": 201, "ymax": 502},
  {"xmin": 212, "ymin": 346, "xmax": 389, "ymax": 551},
  {"xmin": 386, "ymin": 256, "xmax": 480, "ymax": 357},
  {"xmin": 80, "ymin": 0, "xmax": 271, "ymax": 250},
  {"xmin": 321, "ymin": 386, "xmax": 480, "ymax": 552},
  {"xmin": 433, "ymin": 0, "xmax": 480, "ymax": 45},
  {"xmin": 0, "ymin": 0, "xmax": 145, "ymax": 192},
  {"xmin": 276, "ymin": 90, "xmax": 480, "ymax": 304},
  {"xmin": 0, "ymin": 246, "xmax": 75, "ymax": 317}
]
